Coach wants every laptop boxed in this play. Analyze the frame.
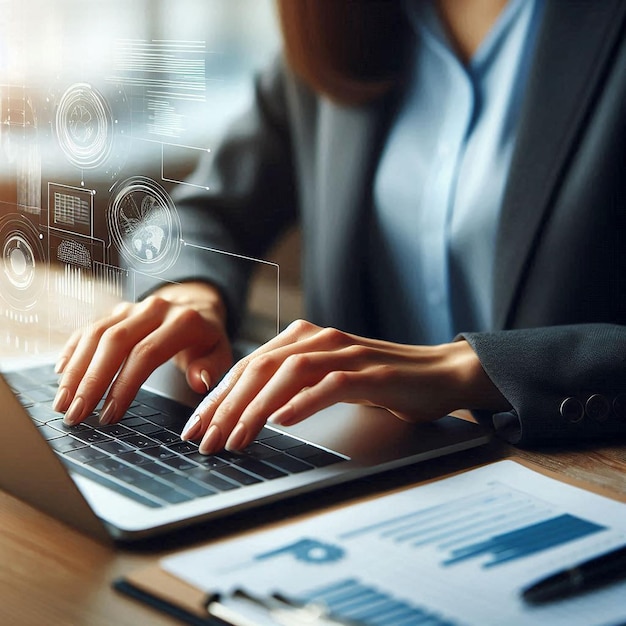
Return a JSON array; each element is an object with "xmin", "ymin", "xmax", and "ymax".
[{"xmin": 0, "ymin": 357, "xmax": 491, "ymax": 543}]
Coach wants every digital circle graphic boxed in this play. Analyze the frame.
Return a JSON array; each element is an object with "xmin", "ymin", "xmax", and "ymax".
[
  {"xmin": 0, "ymin": 214, "xmax": 46, "ymax": 310},
  {"xmin": 55, "ymin": 83, "xmax": 113, "ymax": 169},
  {"xmin": 108, "ymin": 176, "xmax": 182, "ymax": 274}
]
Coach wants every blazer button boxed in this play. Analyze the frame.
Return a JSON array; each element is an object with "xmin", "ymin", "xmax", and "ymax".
[
  {"xmin": 613, "ymin": 394, "xmax": 626, "ymax": 420},
  {"xmin": 585, "ymin": 394, "xmax": 610, "ymax": 422},
  {"xmin": 560, "ymin": 397, "xmax": 584, "ymax": 423}
]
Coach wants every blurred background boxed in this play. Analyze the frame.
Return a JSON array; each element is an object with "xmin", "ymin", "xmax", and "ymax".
[{"xmin": 0, "ymin": 0, "xmax": 300, "ymax": 360}]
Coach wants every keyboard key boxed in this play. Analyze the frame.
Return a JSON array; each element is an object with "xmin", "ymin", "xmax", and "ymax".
[
  {"xmin": 233, "ymin": 457, "xmax": 288, "ymax": 480},
  {"xmin": 168, "ymin": 441, "xmax": 199, "ymax": 455},
  {"xmin": 70, "ymin": 429, "xmax": 113, "ymax": 444},
  {"xmin": 153, "ymin": 487, "xmax": 194, "ymax": 505},
  {"xmin": 65, "ymin": 447, "xmax": 108, "ymax": 464},
  {"xmin": 160, "ymin": 473, "xmax": 217, "ymax": 497},
  {"xmin": 117, "ymin": 451, "xmax": 152, "ymax": 466},
  {"xmin": 144, "ymin": 412, "xmax": 183, "ymax": 430},
  {"xmin": 185, "ymin": 452, "xmax": 227, "ymax": 470},
  {"xmin": 46, "ymin": 419, "xmax": 92, "ymax": 433},
  {"xmin": 160, "ymin": 455, "xmax": 198, "ymax": 472},
  {"xmin": 93, "ymin": 439, "xmax": 135, "ymax": 455},
  {"xmin": 48, "ymin": 435, "xmax": 86, "ymax": 453},
  {"xmin": 89, "ymin": 458, "xmax": 127, "ymax": 474},
  {"xmin": 37, "ymin": 424, "xmax": 65, "ymax": 441},
  {"xmin": 132, "ymin": 422, "xmax": 163, "ymax": 435},
  {"xmin": 286, "ymin": 445, "xmax": 346, "ymax": 467},
  {"xmin": 122, "ymin": 434, "xmax": 158, "ymax": 449},
  {"xmin": 187, "ymin": 468, "xmax": 240, "ymax": 491},
  {"xmin": 262, "ymin": 434, "xmax": 304, "ymax": 451},
  {"xmin": 98, "ymin": 423, "xmax": 135, "ymax": 438},
  {"xmin": 238, "ymin": 442, "xmax": 278, "ymax": 460},
  {"xmin": 21, "ymin": 387, "xmax": 57, "ymax": 403},
  {"xmin": 263, "ymin": 454, "xmax": 314, "ymax": 474},
  {"xmin": 150, "ymin": 430, "xmax": 180, "ymax": 445},
  {"xmin": 141, "ymin": 445, "xmax": 176, "ymax": 461},
  {"xmin": 303, "ymin": 451, "xmax": 345, "ymax": 467},
  {"xmin": 215, "ymin": 465, "xmax": 263, "ymax": 486},
  {"xmin": 27, "ymin": 404, "xmax": 60, "ymax": 424},
  {"xmin": 127, "ymin": 404, "xmax": 161, "ymax": 418},
  {"xmin": 119, "ymin": 415, "xmax": 149, "ymax": 428},
  {"xmin": 140, "ymin": 461, "xmax": 175, "ymax": 477}
]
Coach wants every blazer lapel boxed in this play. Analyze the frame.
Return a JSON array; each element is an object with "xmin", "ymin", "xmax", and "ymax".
[{"xmin": 493, "ymin": 0, "xmax": 626, "ymax": 329}]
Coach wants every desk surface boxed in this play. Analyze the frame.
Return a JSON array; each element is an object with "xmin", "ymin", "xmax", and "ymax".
[{"xmin": 1, "ymin": 436, "xmax": 624, "ymax": 626}]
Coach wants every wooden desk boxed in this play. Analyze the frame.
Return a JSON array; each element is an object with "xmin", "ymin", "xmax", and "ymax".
[{"xmin": 1, "ymin": 436, "xmax": 624, "ymax": 626}]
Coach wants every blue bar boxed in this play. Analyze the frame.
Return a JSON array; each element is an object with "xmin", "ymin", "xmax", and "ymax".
[
  {"xmin": 299, "ymin": 578, "xmax": 459, "ymax": 626},
  {"xmin": 443, "ymin": 514, "xmax": 605, "ymax": 567}
]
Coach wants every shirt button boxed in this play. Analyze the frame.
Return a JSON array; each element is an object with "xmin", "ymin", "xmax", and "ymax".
[
  {"xmin": 560, "ymin": 397, "xmax": 584, "ymax": 423},
  {"xmin": 585, "ymin": 394, "xmax": 610, "ymax": 422}
]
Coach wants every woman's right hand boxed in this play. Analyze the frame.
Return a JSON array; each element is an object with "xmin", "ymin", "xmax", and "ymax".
[{"xmin": 52, "ymin": 281, "xmax": 233, "ymax": 427}]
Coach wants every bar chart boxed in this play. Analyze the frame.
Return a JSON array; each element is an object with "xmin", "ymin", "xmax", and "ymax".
[{"xmin": 340, "ymin": 482, "xmax": 606, "ymax": 568}]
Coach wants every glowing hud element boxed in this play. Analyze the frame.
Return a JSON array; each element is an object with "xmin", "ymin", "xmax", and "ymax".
[
  {"xmin": 55, "ymin": 83, "xmax": 113, "ymax": 170},
  {"xmin": 108, "ymin": 176, "xmax": 182, "ymax": 274}
]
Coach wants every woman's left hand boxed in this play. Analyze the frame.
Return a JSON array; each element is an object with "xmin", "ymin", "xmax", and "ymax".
[{"xmin": 181, "ymin": 319, "xmax": 509, "ymax": 454}]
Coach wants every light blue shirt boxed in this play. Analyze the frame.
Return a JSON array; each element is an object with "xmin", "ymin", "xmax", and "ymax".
[{"xmin": 369, "ymin": 0, "xmax": 545, "ymax": 345}]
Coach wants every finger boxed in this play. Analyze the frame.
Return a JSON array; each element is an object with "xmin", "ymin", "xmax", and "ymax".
[
  {"xmin": 181, "ymin": 325, "xmax": 315, "ymax": 447},
  {"xmin": 267, "ymin": 369, "xmax": 363, "ymax": 427},
  {"xmin": 183, "ymin": 364, "xmax": 243, "ymax": 451},
  {"xmin": 59, "ymin": 300, "xmax": 169, "ymax": 424},
  {"xmin": 55, "ymin": 301, "xmax": 130, "ymax": 374},
  {"xmin": 53, "ymin": 310, "xmax": 131, "ymax": 414},
  {"xmin": 182, "ymin": 322, "xmax": 348, "ymax": 452},
  {"xmin": 100, "ymin": 306, "xmax": 227, "ymax": 424},
  {"xmin": 227, "ymin": 351, "xmax": 348, "ymax": 448}
]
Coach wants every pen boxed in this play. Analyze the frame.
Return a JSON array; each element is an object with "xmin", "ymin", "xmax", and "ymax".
[{"xmin": 522, "ymin": 544, "xmax": 626, "ymax": 604}]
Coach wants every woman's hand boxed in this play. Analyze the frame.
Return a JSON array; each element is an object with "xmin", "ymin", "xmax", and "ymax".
[
  {"xmin": 53, "ymin": 282, "xmax": 233, "ymax": 426},
  {"xmin": 181, "ymin": 319, "xmax": 510, "ymax": 454}
]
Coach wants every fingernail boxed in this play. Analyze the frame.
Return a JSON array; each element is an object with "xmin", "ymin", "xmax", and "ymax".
[
  {"xmin": 99, "ymin": 398, "xmax": 117, "ymax": 425},
  {"xmin": 181, "ymin": 413, "xmax": 202, "ymax": 440},
  {"xmin": 225, "ymin": 422, "xmax": 248, "ymax": 451},
  {"xmin": 53, "ymin": 387, "xmax": 70, "ymax": 413},
  {"xmin": 199, "ymin": 424, "xmax": 221, "ymax": 455},
  {"xmin": 54, "ymin": 357, "xmax": 67, "ymax": 375},
  {"xmin": 64, "ymin": 396, "xmax": 85, "ymax": 426},
  {"xmin": 200, "ymin": 370, "xmax": 211, "ymax": 392},
  {"xmin": 194, "ymin": 368, "xmax": 235, "ymax": 415},
  {"xmin": 268, "ymin": 405, "xmax": 294, "ymax": 426}
]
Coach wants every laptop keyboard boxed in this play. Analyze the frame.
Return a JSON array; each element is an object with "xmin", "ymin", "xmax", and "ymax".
[{"xmin": 7, "ymin": 365, "xmax": 346, "ymax": 509}]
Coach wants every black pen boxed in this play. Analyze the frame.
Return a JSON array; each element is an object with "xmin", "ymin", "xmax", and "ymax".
[{"xmin": 522, "ymin": 544, "xmax": 626, "ymax": 604}]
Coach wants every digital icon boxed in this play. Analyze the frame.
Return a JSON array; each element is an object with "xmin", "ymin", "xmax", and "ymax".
[{"xmin": 108, "ymin": 175, "xmax": 182, "ymax": 274}]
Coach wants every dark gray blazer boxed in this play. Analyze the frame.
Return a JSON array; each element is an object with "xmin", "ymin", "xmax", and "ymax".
[{"xmin": 169, "ymin": 1, "xmax": 626, "ymax": 446}]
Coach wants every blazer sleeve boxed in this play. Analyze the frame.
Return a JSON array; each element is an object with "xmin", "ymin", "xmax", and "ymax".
[
  {"xmin": 459, "ymin": 325, "xmax": 626, "ymax": 446},
  {"xmin": 134, "ymin": 55, "xmax": 299, "ymax": 338}
]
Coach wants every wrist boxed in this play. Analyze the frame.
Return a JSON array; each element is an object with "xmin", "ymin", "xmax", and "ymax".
[{"xmin": 444, "ymin": 340, "xmax": 511, "ymax": 412}]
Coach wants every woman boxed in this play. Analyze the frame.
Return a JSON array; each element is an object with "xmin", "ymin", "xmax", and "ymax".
[{"xmin": 53, "ymin": 0, "xmax": 626, "ymax": 452}]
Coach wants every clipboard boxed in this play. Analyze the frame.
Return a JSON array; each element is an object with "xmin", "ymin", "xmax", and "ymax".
[{"xmin": 114, "ymin": 562, "xmax": 362, "ymax": 625}]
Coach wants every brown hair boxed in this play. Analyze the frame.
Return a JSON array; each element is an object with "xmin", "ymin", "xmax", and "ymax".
[{"xmin": 276, "ymin": 0, "xmax": 411, "ymax": 106}]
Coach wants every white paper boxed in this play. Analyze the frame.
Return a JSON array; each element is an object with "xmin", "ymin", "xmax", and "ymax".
[{"xmin": 163, "ymin": 461, "xmax": 626, "ymax": 626}]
